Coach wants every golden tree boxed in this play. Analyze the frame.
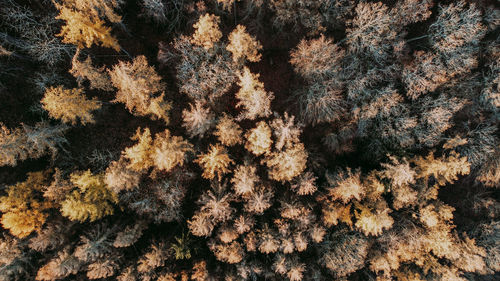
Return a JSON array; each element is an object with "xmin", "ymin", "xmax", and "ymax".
[
  {"xmin": 195, "ymin": 144, "xmax": 234, "ymax": 181},
  {"xmin": 109, "ymin": 55, "xmax": 171, "ymax": 123},
  {"xmin": 152, "ymin": 129, "xmax": 193, "ymax": 172},
  {"xmin": 245, "ymin": 121, "xmax": 272, "ymax": 156},
  {"xmin": 123, "ymin": 127, "xmax": 154, "ymax": 172},
  {"xmin": 190, "ymin": 14, "xmax": 222, "ymax": 50},
  {"xmin": 41, "ymin": 86, "xmax": 101, "ymax": 125},
  {"xmin": 55, "ymin": 5, "xmax": 120, "ymax": 51},
  {"xmin": 70, "ymin": 51, "xmax": 113, "ymax": 91},
  {"xmin": 226, "ymin": 25, "xmax": 262, "ymax": 63},
  {"xmin": 60, "ymin": 170, "xmax": 118, "ymax": 222},
  {"xmin": 236, "ymin": 67, "xmax": 274, "ymax": 120},
  {"xmin": 263, "ymin": 142, "xmax": 308, "ymax": 182},
  {"xmin": 0, "ymin": 171, "xmax": 53, "ymax": 238},
  {"xmin": 213, "ymin": 114, "xmax": 243, "ymax": 146}
]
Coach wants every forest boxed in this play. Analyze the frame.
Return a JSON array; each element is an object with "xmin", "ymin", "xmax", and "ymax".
[{"xmin": 0, "ymin": 0, "xmax": 499, "ymax": 280}]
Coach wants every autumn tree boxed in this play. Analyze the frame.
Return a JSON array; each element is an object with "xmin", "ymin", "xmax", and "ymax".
[
  {"xmin": 41, "ymin": 86, "xmax": 101, "ymax": 125},
  {"xmin": 190, "ymin": 14, "xmax": 222, "ymax": 50},
  {"xmin": 226, "ymin": 25, "xmax": 262, "ymax": 63},
  {"xmin": 69, "ymin": 50, "xmax": 113, "ymax": 91},
  {"xmin": 109, "ymin": 55, "xmax": 171, "ymax": 123},
  {"xmin": 0, "ymin": 171, "xmax": 53, "ymax": 238},
  {"xmin": 236, "ymin": 67, "xmax": 274, "ymax": 120},
  {"xmin": 245, "ymin": 121, "xmax": 272, "ymax": 156},
  {"xmin": 54, "ymin": 3, "xmax": 120, "ymax": 51},
  {"xmin": 182, "ymin": 101, "xmax": 215, "ymax": 138},
  {"xmin": 195, "ymin": 144, "xmax": 234, "ymax": 181},
  {"xmin": 0, "ymin": 122, "xmax": 68, "ymax": 167},
  {"xmin": 213, "ymin": 114, "xmax": 243, "ymax": 146},
  {"xmin": 60, "ymin": 170, "xmax": 118, "ymax": 222}
]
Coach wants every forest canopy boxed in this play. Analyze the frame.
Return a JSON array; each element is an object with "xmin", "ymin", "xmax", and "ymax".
[{"xmin": 0, "ymin": 0, "xmax": 499, "ymax": 280}]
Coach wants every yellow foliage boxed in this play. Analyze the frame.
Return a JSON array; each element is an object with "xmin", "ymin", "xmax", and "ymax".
[
  {"xmin": 263, "ymin": 142, "xmax": 308, "ymax": 182},
  {"xmin": 414, "ymin": 151, "xmax": 470, "ymax": 186},
  {"xmin": 123, "ymin": 128, "xmax": 154, "ymax": 172},
  {"xmin": 354, "ymin": 203, "xmax": 394, "ymax": 236},
  {"xmin": 55, "ymin": 5, "xmax": 120, "ymax": 51},
  {"xmin": 60, "ymin": 170, "xmax": 118, "ymax": 222},
  {"xmin": 0, "ymin": 171, "xmax": 53, "ymax": 238},
  {"xmin": 236, "ymin": 67, "xmax": 274, "ymax": 120},
  {"xmin": 41, "ymin": 86, "xmax": 101, "ymax": 125},
  {"xmin": 213, "ymin": 114, "xmax": 243, "ymax": 146},
  {"xmin": 195, "ymin": 144, "xmax": 234, "ymax": 181},
  {"xmin": 245, "ymin": 121, "xmax": 272, "ymax": 156},
  {"xmin": 152, "ymin": 129, "xmax": 193, "ymax": 172},
  {"xmin": 190, "ymin": 14, "xmax": 222, "ymax": 50},
  {"xmin": 227, "ymin": 25, "xmax": 262, "ymax": 62}
]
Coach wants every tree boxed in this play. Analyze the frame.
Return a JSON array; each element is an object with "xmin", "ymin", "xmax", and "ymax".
[
  {"xmin": 0, "ymin": 122, "xmax": 68, "ymax": 167},
  {"xmin": 346, "ymin": 1, "xmax": 398, "ymax": 63},
  {"xmin": 195, "ymin": 144, "xmax": 234, "ymax": 181},
  {"xmin": 41, "ymin": 86, "xmax": 101, "ymax": 125},
  {"xmin": 190, "ymin": 14, "xmax": 222, "ymax": 50},
  {"xmin": 60, "ymin": 170, "xmax": 118, "ymax": 222},
  {"xmin": 0, "ymin": 171, "xmax": 53, "ymax": 238},
  {"xmin": 263, "ymin": 142, "xmax": 308, "ymax": 182},
  {"xmin": 213, "ymin": 114, "xmax": 243, "ymax": 146},
  {"xmin": 413, "ymin": 151, "xmax": 470, "ymax": 186},
  {"xmin": 270, "ymin": 112, "xmax": 302, "ymax": 150},
  {"xmin": 168, "ymin": 35, "xmax": 237, "ymax": 101},
  {"xmin": 245, "ymin": 121, "xmax": 272, "ymax": 156},
  {"xmin": 109, "ymin": 55, "xmax": 171, "ymax": 123},
  {"xmin": 152, "ymin": 129, "xmax": 193, "ymax": 172},
  {"xmin": 289, "ymin": 34, "xmax": 345, "ymax": 79},
  {"xmin": 236, "ymin": 67, "xmax": 274, "ymax": 120},
  {"xmin": 55, "ymin": 4, "xmax": 120, "ymax": 51},
  {"xmin": 321, "ymin": 230, "xmax": 369, "ymax": 277},
  {"xmin": 226, "ymin": 25, "xmax": 262, "ymax": 63},
  {"xmin": 182, "ymin": 101, "xmax": 215, "ymax": 138},
  {"xmin": 296, "ymin": 80, "xmax": 345, "ymax": 125},
  {"xmin": 231, "ymin": 164, "xmax": 259, "ymax": 196},
  {"xmin": 122, "ymin": 127, "xmax": 153, "ymax": 172},
  {"xmin": 104, "ymin": 158, "xmax": 141, "ymax": 193},
  {"xmin": 324, "ymin": 168, "xmax": 365, "ymax": 204},
  {"xmin": 69, "ymin": 51, "xmax": 113, "ymax": 91}
]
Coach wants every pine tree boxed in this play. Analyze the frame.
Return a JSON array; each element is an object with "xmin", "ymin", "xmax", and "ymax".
[{"xmin": 41, "ymin": 86, "xmax": 101, "ymax": 125}]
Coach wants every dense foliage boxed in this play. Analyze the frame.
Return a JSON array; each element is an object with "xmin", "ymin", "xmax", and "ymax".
[{"xmin": 0, "ymin": 0, "xmax": 499, "ymax": 280}]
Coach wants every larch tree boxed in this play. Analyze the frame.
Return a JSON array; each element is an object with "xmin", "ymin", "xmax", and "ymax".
[
  {"xmin": 236, "ymin": 67, "xmax": 274, "ymax": 120},
  {"xmin": 60, "ymin": 170, "xmax": 118, "ymax": 222},
  {"xmin": 54, "ymin": 4, "xmax": 120, "ymax": 51},
  {"xmin": 0, "ymin": 122, "xmax": 68, "ymax": 167},
  {"xmin": 213, "ymin": 114, "xmax": 243, "ymax": 146},
  {"xmin": 245, "ymin": 121, "xmax": 273, "ymax": 156},
  {"xmin": 0, "ymin": 171, "xmax": 54, "ymax": 238},
  {"xmin": 41, "ymin": 86, "xmax": 101, "ymax": 125},
  {"xmin": 195, "ymin": 144, "xmax": 234, "ymax": 181},
  {"xmin": 226, "ymin": 24, "xmax": 262, "ymax": 63},
  {"xmin": 152, "ymin": 129, "xmax": 193, "ymax": 172},
  {"xmin": 70, "ymin": 51, "xmax": 113, "ymax": 91},
  {"xmin": 109, "ymin": 55, "xmax": 172, "ymax": 124},
  {"xmin": 190, "ymin": 14, "xmax": 222, "ymax": 50}
]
